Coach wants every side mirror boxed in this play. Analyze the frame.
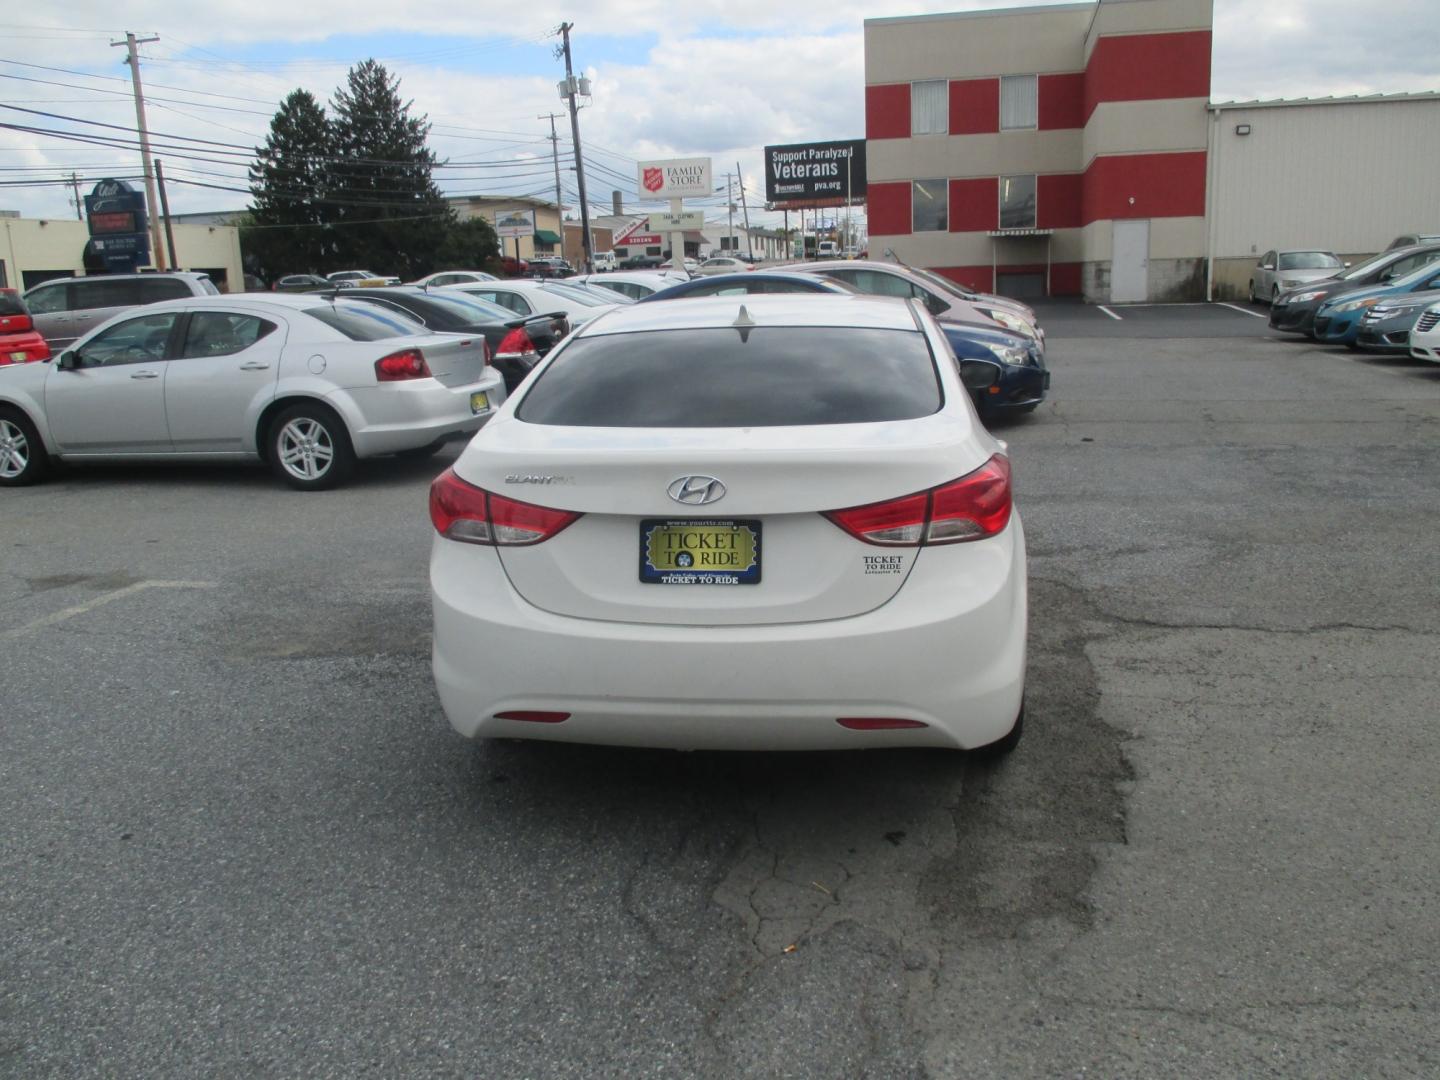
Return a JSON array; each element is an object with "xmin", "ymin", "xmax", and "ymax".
[
  {"xmin": 1344, "ymin": 261, "xmax": 1351, "ymax": 268},
  {"xmin": 1262, "ymin": 263, "xmax": 1275, "ymax": 271},
  {"xmin": 57, "ymin": 351, "xmax": 78, "ymax": 370},
  {"xmin": 959, "ymin": 359, "xmax": 1001, "ymax": 390}
]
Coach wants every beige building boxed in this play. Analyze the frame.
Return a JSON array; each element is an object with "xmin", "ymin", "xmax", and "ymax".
[
  {"xmin": 1205, "ymin": 93, "xmax": 1440, "ymax": 300},
  {"xmin": 448, "ymin": 195, "xmax": 564, "ymax": 260},
  {"xmin": 865, "ymin": 0, "xmax": 1213, "ymax": 301},
  {"xmin": 0, "ymin": 214, "xmax": 245, "ymax": 293}
]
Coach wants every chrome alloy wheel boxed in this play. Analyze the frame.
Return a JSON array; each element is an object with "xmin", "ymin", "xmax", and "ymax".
[
  {"xmin": 277, "ymin": 417, "xmax": 335, "ymax": 482},
  {"xmin": 0, "ymin": 418, "xmax": 30, "ymax": 480}
]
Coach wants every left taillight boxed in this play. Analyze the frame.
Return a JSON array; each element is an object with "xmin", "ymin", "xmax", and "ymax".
[
  {"xmin": 824, "ymin": 454, "xmax": 1012, "ymax": 546},
  {"xmin": 495, "ymin": 327, "xmax": 537, "ymax": 359},
  {"xmin": 429, "ymin": 468, "xmax": 580, "ymax": 546},
  {"xmin": 0, "ymin": 313, "xmax": 34, "ymax": 332},
  {"xmin": 374, "ymin": 348, "xmax": 431, "ymax": 382}
]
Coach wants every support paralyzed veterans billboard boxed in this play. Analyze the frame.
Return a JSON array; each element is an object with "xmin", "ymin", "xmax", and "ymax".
[{"xmin": 764, "ymin": 139, "xmax": 866, "ymax": 210}]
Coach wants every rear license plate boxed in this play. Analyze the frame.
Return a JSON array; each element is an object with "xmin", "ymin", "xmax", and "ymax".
[
  {"xmin": 469, "ymin": 391, "xmax": 490, "ymax": 415},
  {"xmin": 639, "ymin": 520, "xmax": 761, "ymax": 585}
]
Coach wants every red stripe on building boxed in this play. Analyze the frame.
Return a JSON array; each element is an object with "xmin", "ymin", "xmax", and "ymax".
[
  {"xmin": 949, "ymin": 177, "xmax": 999, "ymax": 233},
  {"xmin": 1037, "ymin": 72, "xmax": 1085, "ymax": 130},
  {"xmin": 867, "ymin": 181, "xmax": 912, "ymax": 236},
  {"xmin": 949, "ymin": 78, "xmax": 999, "ymax": 135},
  {"xmin": 1081, "ymin": 151, "xmax": 1206, "ymax": 224},
  {"xmin": 1036, "ymin": 173, "xmax": 1082, "ymax": 229},
  {"xmin": 1083, "ymin": 31, "xmax": 1212, "ymax": 120},
  {"xmin": 866, "ymin": 84, "xmax": 910, "ymax": 140}
]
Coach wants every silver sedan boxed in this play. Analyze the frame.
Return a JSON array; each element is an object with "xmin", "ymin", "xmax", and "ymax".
[
  {"xmin": 1249, "ymin": 250, "xmax": 1345, "ymax": 304},
  {"xmin": 0, "ymin": 294, "xmax": 505, "ymax": 490}
]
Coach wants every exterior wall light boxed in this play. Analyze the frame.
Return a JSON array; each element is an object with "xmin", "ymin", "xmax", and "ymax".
[{"xmin": 1235, "ymin": 123, "xmax": 1251, "ymax": 135}]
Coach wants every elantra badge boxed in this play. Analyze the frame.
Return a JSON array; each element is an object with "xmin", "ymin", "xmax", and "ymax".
[{"xmin": 667, "ymin": 475, "xmax": 726, "ymax": 506}]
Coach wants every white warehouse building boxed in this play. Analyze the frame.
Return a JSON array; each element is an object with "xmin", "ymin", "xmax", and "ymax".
[{"xmin": 1205, "ymin": 91, "xmax": 1440, "ymax": 300}]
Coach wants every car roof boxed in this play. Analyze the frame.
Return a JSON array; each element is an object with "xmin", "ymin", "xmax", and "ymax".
[
  {"xmin": 575, "ymin": 293, "xmax": 920, "ymax": 337},
  {"xmin": 657, "ymin": 272, "xmax": 843, "ymax": 292},
  {"xmin": 25, "ymin": 271, "xmax": 211, "ymax": 289}
]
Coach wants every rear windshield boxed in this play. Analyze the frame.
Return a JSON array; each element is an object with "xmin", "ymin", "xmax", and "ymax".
[
  {"xmin": 412, "ymin": 291, "xmax": 512, "ymax": 323},
  {"xmin": 1279, "ymin": 252, "xmax": 1342, "ymax": 270},
  {"xmin": 304, "ymin": 302, "xmax": 428, "ymax": 341},
  {"xmin": 517, "ymin": 326, "xmax": 942, "ymax": 428},
  {"xmin": 540, "ymin": 283, "xmax": 611, "ymax": 307}
]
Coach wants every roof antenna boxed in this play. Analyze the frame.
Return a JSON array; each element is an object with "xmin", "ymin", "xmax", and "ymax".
[{"xmin": 732, "ymin": 303, "xmax": 757, "ymax": 343}]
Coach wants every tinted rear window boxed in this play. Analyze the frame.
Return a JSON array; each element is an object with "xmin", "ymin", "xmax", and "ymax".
[
  {"xmin": 304, "ymin": 303, "xmax": 428, "ymax": 341},
  {"xmin": 517, "ymin": 326, "xmax": 942, "ymax": 428}
]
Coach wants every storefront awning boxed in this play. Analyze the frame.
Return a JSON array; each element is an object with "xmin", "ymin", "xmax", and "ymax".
[{"xmin": 533, "ymin": 229, "xmax": 562, "ymax": 244}]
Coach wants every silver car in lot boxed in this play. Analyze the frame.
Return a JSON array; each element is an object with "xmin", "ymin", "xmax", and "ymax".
[
  {"xmin": 0, "ymin": 294, "xmax": 505, "ymax": 490},
  {"xmin": 23, "ymin": 271, "xmax": 220, "ymax": 350},
  {"xmin": 1248, "ymin": 250, "xmax": 1344, "ymax": 304}
]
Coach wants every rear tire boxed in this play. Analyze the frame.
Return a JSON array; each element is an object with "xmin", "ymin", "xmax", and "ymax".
[
  {"xmin": 1247, "ymin": 282, "xmax": 1257, "ymax": 304},
  {"xmin": 971, "ymin": 703, "xmax": 1024, "ymax": 758},
  {"xmin": 0, "ymin": 408, "xmax": 50, "ymax": 487},
  {"xmin": 1271, "ymin": 286, "xmax": 1279, "ymax": 306},
  {"xmin": 267, "ymin": 402, "xmax": 355, "ymax": 491}
]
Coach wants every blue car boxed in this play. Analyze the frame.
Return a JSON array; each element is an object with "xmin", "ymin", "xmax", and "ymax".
[
  {"xmin": 1313, "ymin": 259, "xmax": 1440, "ymax": 346},
  {"xmin": 640, "ymin": 272, "xmax": 1048, "ymax": 414}
]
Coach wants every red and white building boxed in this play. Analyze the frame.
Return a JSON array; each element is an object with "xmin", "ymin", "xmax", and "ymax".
[{"xmin": 865, "ymin": 0, "xmax": 1212, "ymax": 301}]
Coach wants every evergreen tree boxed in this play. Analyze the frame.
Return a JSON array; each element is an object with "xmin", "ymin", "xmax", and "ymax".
[
  {"xmin": 328, "ymin": 60, "xmax": 451, "ymax": 280},
  {"xmin": 246, "ymin": 89, "xmax": 333, "ymax": 279},
  {"xmin": 433, "ymin": 217, "xmax": 502, "ymax": 275}
]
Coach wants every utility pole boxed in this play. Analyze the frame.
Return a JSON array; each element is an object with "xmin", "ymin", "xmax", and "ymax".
[
  {"xmin": 111, "ymin": 31, "xmax": 166, "ymax": 270},
  {"xmin": 557, "ymin": 24, "xmax": 594, "ymax": 273},
  {"xmin": 155, "ymin": 158, "xmax": 178, "ymax": 271},
  {"xmin": 539, "ymin": 111, "xmax": 565, "ymax": 231},
  {"xmin": 67, "ymin": 172, "xmax": 83, "ymax": 220},
  {"xmin": 725, "ymin": 171, "xmax": 734, "ymax": 253},
  {"xmin": 735, "ymin": 162, "xmax": 754, "ymax": 261}
]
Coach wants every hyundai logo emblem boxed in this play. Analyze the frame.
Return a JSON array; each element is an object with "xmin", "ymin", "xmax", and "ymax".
[{"xmin": 667, "ymin": 475, "xmax": 726, "ymax": 505}]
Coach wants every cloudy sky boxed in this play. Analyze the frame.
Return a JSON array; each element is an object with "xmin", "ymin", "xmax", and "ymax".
[{"xmin": 2, "ymin": 0, "xmax": 1436, "ymax": 232}]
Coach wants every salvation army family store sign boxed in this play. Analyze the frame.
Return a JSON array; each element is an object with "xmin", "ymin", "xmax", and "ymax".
[{"xmin": 636, "ymin": 158, "xmax": 713, "ymax": 199}]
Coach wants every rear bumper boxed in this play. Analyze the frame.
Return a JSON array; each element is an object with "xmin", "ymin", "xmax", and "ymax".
[
  {"xmin": 431, "ymin": 519, "xmax": 1028, "ymax": 751},
  {"xmin": 333, "ymin": 370, "xmax": 506, "ymax": 457}
]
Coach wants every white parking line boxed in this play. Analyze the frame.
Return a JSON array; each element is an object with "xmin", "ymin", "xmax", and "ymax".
[
  {"xmin": 1217, "ymin": 302, "xmax": 1268, "ymax": 319},
  {"xmin": 1096, "ymin": 305, "xmax": 1123, "ymax": 321},
  {"xmin": 2, "ymin": 580, "xmax": 218, "ymax": 641}
]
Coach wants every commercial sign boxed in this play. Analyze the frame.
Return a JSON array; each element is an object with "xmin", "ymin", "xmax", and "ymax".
[
  {"xmin": 615, "ymin": 219, "xmax": 662, "ymax": 249},
  {"xmin": 494, "ymin": 209, "xmax": 535, "ymax": 239},
  {"xmin": 764, "ymin": 139, "xmax": 866, "ymax": 209},
  {"xmin": 648, "ymin": 210, "xmax": 704, "ymax": 231},
  {"xmin": 636, "ymin": 157, "xmax": 713, "ymax": 199},
  {"xmin": 83, "ymin": 178, "xmax": 149, "ymax": 272}
]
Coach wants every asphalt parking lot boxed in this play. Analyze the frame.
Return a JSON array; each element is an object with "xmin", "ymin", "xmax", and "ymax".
[{"xmin": 4, "ymin": 304, "xmax": 1439, "ymax": 1078}]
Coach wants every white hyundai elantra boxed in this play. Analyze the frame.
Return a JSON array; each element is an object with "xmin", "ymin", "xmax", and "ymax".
[{"xmin": 429, "ymin": 294, "xmax": 1027, "ymax": 752}]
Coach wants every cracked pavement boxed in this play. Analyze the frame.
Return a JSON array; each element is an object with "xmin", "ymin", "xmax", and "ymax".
[{"xmin": 2, "ymin": 306, "xmax": 1438, "ymax": 1076}]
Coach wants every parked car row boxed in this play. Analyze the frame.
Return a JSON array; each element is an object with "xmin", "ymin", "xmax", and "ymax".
[{"xmin": 1267, "ymin": 241, "xmax": 1440, "ymax": 354}]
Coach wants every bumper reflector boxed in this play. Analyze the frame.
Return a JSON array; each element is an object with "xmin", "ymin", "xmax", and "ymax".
[
  {"xmin": 495, "ymin": 710, "xmax": 570, "ymax": 723},
  {"xmin": 836, "ymin": 717, "xmax": 929, "ymax": 731}
]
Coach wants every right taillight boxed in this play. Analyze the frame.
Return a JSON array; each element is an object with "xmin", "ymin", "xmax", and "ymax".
[
  {"xmin": 824, "ymin": 455, "xmax": 1011, "ymax": 546},
  {"xmin": 429, "ymin": 468, "xmax": 580, "ymax": 546},
  {"xmin": 495, "ymin": 326, "xmax": 537, "ymax": 359}
]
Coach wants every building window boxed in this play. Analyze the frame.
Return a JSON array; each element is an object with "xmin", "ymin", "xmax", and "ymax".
[
  {"xmin": 912, "ymin": 179, "xmax": 947, "ymax": 232},
  {"xmin": 911, "ymin": 80, "xmax": 947, "ymax": 135},
  {"xmin": 999, "ymin": 174, "xmax": 1037, "ymax": 230},
  {"xmin": 1000, "ymin": 75, "xmax": 1037, "ymax": 130}
]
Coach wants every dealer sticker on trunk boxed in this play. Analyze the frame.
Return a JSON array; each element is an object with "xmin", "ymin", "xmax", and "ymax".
[{"xmin": 640, "ymin": 520, "xmax": 761, "ymax": 585}]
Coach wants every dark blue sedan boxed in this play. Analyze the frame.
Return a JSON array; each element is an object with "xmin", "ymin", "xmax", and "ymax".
[{"xmin": 640, "ymin": 272, "xmax": 1048, "ymax": 414}]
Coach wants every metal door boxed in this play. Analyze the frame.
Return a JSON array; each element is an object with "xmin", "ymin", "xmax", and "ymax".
[
  {"xmin": 164, "ymin": 311, "xmax": 286, "ymax": 453},
  {"xmin": 43, "ymin": 310, "xmax": 179, "ymax": 453},
  {"xmin": 1111, "ymin": 220, "xmax": 1149, "ymax": 303}
]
